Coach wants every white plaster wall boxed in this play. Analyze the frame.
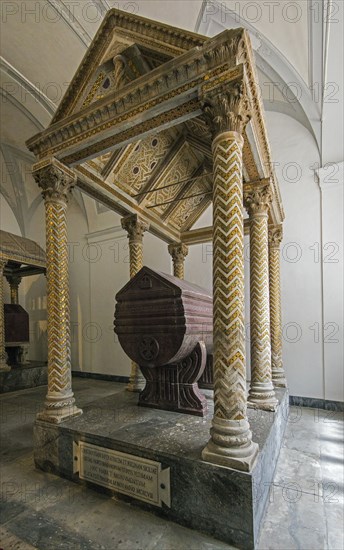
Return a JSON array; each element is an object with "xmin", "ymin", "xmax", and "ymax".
[
  {"xmin": 318, "ymin": 163, "xmax": 344, "ymax": 402},
  {"xmin": 266, "ymin": 112, "xmax": 324, "ymax": 399}
]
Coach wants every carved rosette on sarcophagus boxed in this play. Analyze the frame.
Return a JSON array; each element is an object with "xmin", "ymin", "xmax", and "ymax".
[{"xmin": 114, "ymin": 266, "xmax": 213, "ymax": 416}]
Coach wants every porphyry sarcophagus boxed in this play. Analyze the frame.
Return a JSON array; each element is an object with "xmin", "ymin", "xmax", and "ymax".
[{"xmin": 114, "ymin": 266, "xmax": 213, "ymax": 415}]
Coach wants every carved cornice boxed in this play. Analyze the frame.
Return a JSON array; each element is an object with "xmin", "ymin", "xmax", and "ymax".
[
  {"xmin": 168, "ymin": 243, "xmax": 189, "ymax": 262},
  {"xmin": 244, "ymin": 182, "xmax": 272, "ymax": 216},
  {"xmin": 51, "ymin": 8, "xmax": 207, "ymax": 124},
  {"xmin": 268, "ymin": 225, "xmax": 283, "ymax": 248},
  {"xmin": 121, "ymin": 215, "xmax": 149, "ymax": 243},
  {"xmin": 32, "ymin": 158, "xmax": 76, "ymax": 204},
  {"xmin": 25, "ymin": 18, "xmax": 285, "ymax": 229},
  {"xmin": 25, "ymin": 31, "xmax": 246, "ymax": 162},
  {"xmin": 236, "ymin": 31, "xmax": 285, "ymax": 223}
]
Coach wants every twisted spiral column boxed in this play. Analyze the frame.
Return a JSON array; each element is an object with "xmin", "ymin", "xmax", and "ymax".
[
  {"xmin": 168, "ymin": 243, "xmax": 188, "ymax": 279},
  {"xmin": 0, "ymin": 259, "xmax": 10, "ymax": 371},
  {"xmin": 121, "ymin": 214, "xmax": 149, "ymax": 392},
  {"xmin": 244, "ymin": 184, "xmax": 278, "ymax": 411},
  {"xmin": 33, "ymin": 158, "xmax": 82, "ymax": 423},
  {"xmin": 200, "ymin": 82, "xmax": 258, "ymax": 471},
  {"xmin": 269, "ymin": 226, "xmax": 287, "ymax": 387}
]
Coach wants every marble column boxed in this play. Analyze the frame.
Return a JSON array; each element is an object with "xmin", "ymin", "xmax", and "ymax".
[
  {"xmin": 0, "ymin": 259, "xmax": 10, "ymax": 372},
  {"xmin": 168, "ymin": 243, "xmax": 188, "ymax": 279},
  {"xmin": 121, "ymin": 214, "xmax": 149, "ymax": 392},
  {"xmin": 201, "ymin": 84, "xmax": 258, "ymax": 471},
  {"xmin": 32, "ymin": 158, "xmax": 82, "ymax": 423},
  {"xmin": 244, "ymin": 183, "xmax": 278, "ymax": 411},
  {"xmin": 6, "ymin": 275, "xmax": 22, "ymax": 304},
  {"xmin": 268, "ymin": 225, "xmax": 287, "ymax": 387}
]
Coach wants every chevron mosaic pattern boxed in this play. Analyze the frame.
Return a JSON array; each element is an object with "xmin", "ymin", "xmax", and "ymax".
[
  {"xmin": 128, "ymin": 238, "xmax": 145, "ymax": 391},
  {"xmin": 130, "ymin": 242, "xmax": 143, "ymax": 279},
  {"xmin": 248, "ymin": 214, "xmax": 276, "ymax": 406},
  {"xmin": 212, "ymin": 135, "xmax": 247, "ymax": 422},
  {"xmin": 44, "ymin": 201, "xmax": 74, "ymax": 405},
  {"xmin": 269, "ymin": 232, "xmax": 287, "ymax": 387}
]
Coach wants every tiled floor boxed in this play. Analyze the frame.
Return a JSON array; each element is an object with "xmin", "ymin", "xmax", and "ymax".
[{"xmin": 0, "ymin": 379, "xmax": 343, "ymax": 550}]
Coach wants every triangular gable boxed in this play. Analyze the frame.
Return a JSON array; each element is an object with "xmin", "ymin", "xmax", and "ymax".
[{"xmin": 51, "ymin": 9, "xmax": 207, "ymax": 125}]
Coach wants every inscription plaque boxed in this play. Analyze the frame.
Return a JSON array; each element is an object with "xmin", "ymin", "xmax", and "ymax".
[{"xmin": 73, "ymin": 441, "xmax": 170, "ymax": 508}]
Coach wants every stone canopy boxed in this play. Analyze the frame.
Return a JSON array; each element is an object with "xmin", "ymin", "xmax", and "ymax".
[
  {"xmin": 26, "ymin": 8, "xmax": 284, "ymax": 245},
  {"xmin": 0, "ymin": 230, "xmax": 46, "ymax": 277}
]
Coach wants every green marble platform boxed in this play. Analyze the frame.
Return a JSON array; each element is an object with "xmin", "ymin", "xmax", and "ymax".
[
  {"xmin": 0, "ymin": 362, "xmax": 47, "ymax": 393},
  {"xmin": 33, "ymin": 388, "xmax": 288, "ymax": 549}
]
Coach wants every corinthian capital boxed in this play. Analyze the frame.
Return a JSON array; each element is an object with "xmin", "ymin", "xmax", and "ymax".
[
  {"xmin": 244, "ymin": 182, "xmax": 272, "ymax": 216},
  {"xmin": 168, "ymin": 243, "xmax": 189, "ymax": 263},
  {"xmin": 32, "ymin": 158, "xmax": 76, "ymax": 204},
  {"xmin": 121, "ymin": 215, "xmax": 149, "ymax": 242},
  {"xmin": 268, "ymin": 225, "xmax": 283, "ymax": 248},
  {"xmin": 202, "ymin": 81, "xmax": 251, "ymax": 138}
]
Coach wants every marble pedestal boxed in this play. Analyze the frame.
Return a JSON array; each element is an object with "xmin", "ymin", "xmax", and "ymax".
[
  {"xmin": 0, "ymin": 362, "xmax": 48, "ymax": 393},
  {"xmin": 33, "ymin": 388, "xmax": 288, "ymax": 549}
]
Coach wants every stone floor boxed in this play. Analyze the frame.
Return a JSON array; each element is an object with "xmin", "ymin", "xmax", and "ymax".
[{"xmin": 0, "ymin": 379, "xmax": 343, "ymax": 550}]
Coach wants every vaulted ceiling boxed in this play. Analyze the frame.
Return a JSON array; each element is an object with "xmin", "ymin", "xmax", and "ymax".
[{"xmin": 1, "ymin": 0, "xmax": 342, "ymax": 238}]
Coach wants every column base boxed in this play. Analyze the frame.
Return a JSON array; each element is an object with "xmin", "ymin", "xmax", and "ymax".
[
  {"xmin": 202, "ymin": 438, "xmax": 259, "ymax": 472},
  {"xmin": 247, "ymin": 399, "xmax": 278, "ymax": 412},
  {"xmin": 37, "ymin": 406, "xmax": 82, "ymax": 424},
  {"xmin": 272, "ymin": 371, "xmax": 287, "ymax": 388},
  {"xmin": 248, "ymin": 382, "xmax": 278, "ymax": 411},
  {"xmin": 202, "ymin": 416, "xmax": 259, "ymax": 472},
  {"xmin": 126, "ymin": 362, "xmax": 145, "ymax": 393},
  {"xmin": 37, "ymin": 402, "xmax": 83, "ymax": 424}
]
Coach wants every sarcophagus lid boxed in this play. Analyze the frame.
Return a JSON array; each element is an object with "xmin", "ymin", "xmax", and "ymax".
[{"xmin": 114, "ymin": 266, "xmax": 212, "ymax": 368}]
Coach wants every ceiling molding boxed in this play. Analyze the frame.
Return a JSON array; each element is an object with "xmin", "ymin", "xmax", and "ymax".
[
  {"xmin": 0, "ymin": 143, "xmax": 31, "ymax": 235},
  {"xmin": 0, "ymin": 56, "xmax": 56, "ymax": 117},
  {"xmin": 194, "ymin": 0, "xmax": 208, "ymax": 33},
  {"xmin": 47, "ymin": 0, "xmax": 93, "ymax": 48},
  {"xmin": 308, "ymin": 0, "xmax": 323, "ymax": 93},
  {"xmin": 0, "ymin": 88, "xmax": 44, "ymax": 132},
  {"xmin": 91, "ymin": 0, "xmax": 111, "ymax": 18},
  {"xmin": 197, "ymin": 1, "xmax": 321, "ymax": 150}
]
